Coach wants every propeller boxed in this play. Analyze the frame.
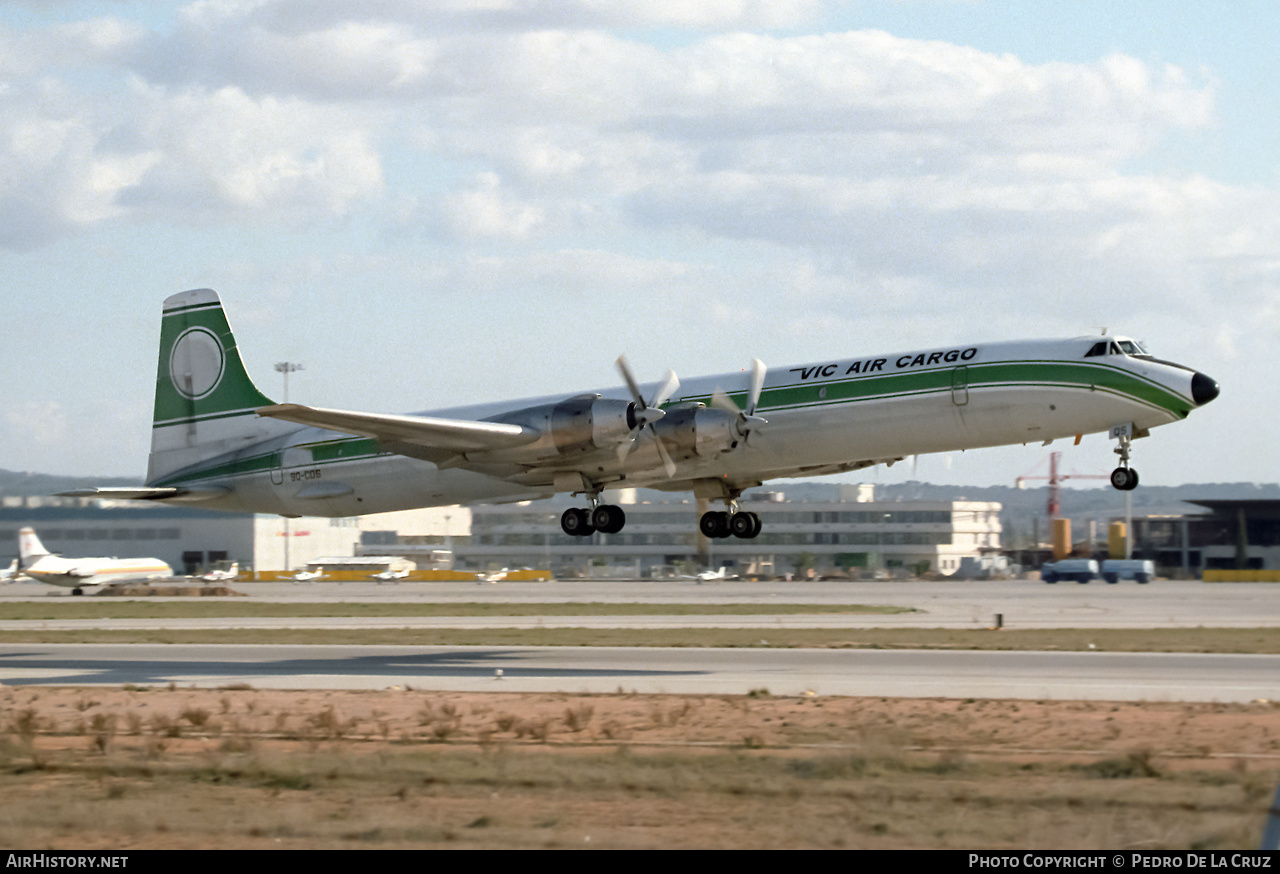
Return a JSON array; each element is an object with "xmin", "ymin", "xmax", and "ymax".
[
  {"xmin": 616, "ymin": 356, "xmax": 681, "ymax": 477},
  {"xmin": 711, "ymin": 358, "xmax": 768, "ymax": 440}
]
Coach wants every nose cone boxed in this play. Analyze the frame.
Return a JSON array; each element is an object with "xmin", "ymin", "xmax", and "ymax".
[{"xmin": 1191, "ymin": 371, "xmax": 1220, "ymax": 406}]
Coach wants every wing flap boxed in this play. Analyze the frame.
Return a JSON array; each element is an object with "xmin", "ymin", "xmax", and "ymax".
[{"xmin": 256, "ymin": 404, "xmax": 541, "ymax": 455}]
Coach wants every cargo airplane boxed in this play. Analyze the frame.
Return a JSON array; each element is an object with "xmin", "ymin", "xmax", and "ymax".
[
  {"xmin": 18, "ymin": 527, "xmax": 173, "ymax": 595},
  {"xmin": 62, "ymin": 289, "xmax": 1219, "ymax": 539}
]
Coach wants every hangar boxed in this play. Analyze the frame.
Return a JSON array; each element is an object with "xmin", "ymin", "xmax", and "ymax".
[{"xmin": 0, "ymin": 501, "xmax": 360, "ymax": 576}]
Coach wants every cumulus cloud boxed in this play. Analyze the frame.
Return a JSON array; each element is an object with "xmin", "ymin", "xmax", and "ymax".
[
  {"xmin": 0, "ymin": 1, "xmax": 1266, "ymax": 342},
  {"xmin": 441, "ymin": 172, "xmax": 544, "ymax": 239},
  {"xmin": 115, "ymin": 83, "xmax": 385, "ymax": 220},
  {"xmin": 4, "ymin": 400, "xmax": 68, "ymax": 449}
]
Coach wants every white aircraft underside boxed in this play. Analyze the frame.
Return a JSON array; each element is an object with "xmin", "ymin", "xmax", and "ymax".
[{"xmin": 62, "ymin": 290, "xmax": 1219, "ymax": 540}]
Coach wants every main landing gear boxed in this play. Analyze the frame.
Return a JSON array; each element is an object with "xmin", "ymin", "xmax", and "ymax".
[
  {"xmin": 560, "ymin": 503, "xmax": 626, "ymax": 536},
  {"xmin": 699, "ymin": 509, "xmax": 762, "ymax": 540},
  {"xmin": 1110, "ymin": 424, "xmax": 1139, "ymax": 491},
  {"xmin": 559, "ymin": 499, "xmax": 764, "ymax": 539}
]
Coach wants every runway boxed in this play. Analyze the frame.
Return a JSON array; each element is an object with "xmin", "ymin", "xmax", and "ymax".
[
  {"xmin": 0, "ymin": 643, "xmax": 1276, "ymax": 703},
  {"xmin": 0, "ymin": 579, "xmax": 1276, "ymax": 701}
]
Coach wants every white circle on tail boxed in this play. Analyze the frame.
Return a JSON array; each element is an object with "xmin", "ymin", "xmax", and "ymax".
[{"xmin": 169, "ymin": 327, "xmax": 226, "ymax": 400}]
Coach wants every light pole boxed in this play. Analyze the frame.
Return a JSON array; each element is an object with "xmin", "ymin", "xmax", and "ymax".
[
  {"xmin": 274, "ymin": 362, "xmax": 303, "ymax": 403},
  {"xmin": 275, "ymin": 362, "xmax": 302, "ymax": 571}
]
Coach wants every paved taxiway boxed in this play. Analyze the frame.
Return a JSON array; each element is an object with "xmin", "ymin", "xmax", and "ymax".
[
  {"xmin": 0, "ymin": 643, "xmax": 1277, "ymax": 702},
  {"xmin": 1, "ymin": 578, "xmax": 1277, "ymax": 629},
  {"xmin": 0, "ymin": 579, "xmax": 1275, "ymax": 700}
]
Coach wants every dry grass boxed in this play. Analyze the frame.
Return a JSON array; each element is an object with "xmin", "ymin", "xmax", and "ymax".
[{"xmin": 0, "ymin": 685, "xmax": 1276, "ymax": 849}]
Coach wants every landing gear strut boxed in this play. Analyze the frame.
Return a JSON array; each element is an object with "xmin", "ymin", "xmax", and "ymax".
[{"xmin": 1110, "ymin": 424, "xmax": 1139, "ymax": 491}]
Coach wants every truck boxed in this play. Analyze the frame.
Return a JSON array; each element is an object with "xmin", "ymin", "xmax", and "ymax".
[
  {"xmin": 1101, "ymin": 559, "xmax": 1155, "ymax": 584},
  {"xmin": 1040, "ymin": 559, "xmax": 1099, "ymax": 584}
]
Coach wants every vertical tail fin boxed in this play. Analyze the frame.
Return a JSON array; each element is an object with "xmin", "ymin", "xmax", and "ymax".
[
  {"xmin": 18, "ymin": 527, "xmax": 49, "ymax": 564},
  {"xmin": 147, "ymin": 289, "xmax": 283, "ymax": 485}
]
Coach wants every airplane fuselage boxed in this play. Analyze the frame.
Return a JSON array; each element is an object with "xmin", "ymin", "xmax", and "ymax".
[
  {"xmin": 149, "ymin": 334, "xmax": 1212, "ymax": 519},
  {"xmin": 23, "ymin": 557, "xmax": 173, "ymax": 588}
]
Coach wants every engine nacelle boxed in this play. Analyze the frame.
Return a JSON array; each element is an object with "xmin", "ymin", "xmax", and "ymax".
[
  {"xmin": 652, "ymin": 404, "xmax": 741, "ymax": 458},
  {"xmin": 489, "ymin": 394, "xmax": 638, "ymax": 460}
]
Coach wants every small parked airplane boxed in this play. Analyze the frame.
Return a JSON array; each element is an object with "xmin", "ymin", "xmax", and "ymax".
[
  {"xmin": 200, "ymin": 561, "xmax": 239, "ymax": 582},
  {"xmin": 0, "ymin": 559, "xmax": 19, "ymax": 582},
  {"xmin": 696, "ymin": 566, "xmax": 728, "ymax": 582},
  {"xmin": 371, "ymin": 568, "xmax": 409, "ymax": 582},
  {"xmin": 62, "ymin": 289, "xmax": 1218, "ymax": 538},
  {"xmin": 288, "ymin": 566, "xmax": 326, "ymax": 582},
  {"xmin": 18, "ymin": 527, "xmax": 173, "ymax": 595}
]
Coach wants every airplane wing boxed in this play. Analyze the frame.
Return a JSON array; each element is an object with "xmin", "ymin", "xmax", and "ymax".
[{"xmin": 256, "ymin": 403, "xmax": 541, "ymax": 465}]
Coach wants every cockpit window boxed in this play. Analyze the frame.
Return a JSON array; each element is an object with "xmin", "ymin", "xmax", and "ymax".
[{"xmin": 1086, "ymin": 339, "xmax": 1151, "ymax": 358}]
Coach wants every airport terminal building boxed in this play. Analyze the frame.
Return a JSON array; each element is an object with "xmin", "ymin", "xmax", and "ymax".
[
  {"xmin": 3, "ymin": 488, "xmax": 1000, "ymax": 581},
  {"xmin": 457, "ymin": 486, "xmax": 1004, "ymax": 578}
]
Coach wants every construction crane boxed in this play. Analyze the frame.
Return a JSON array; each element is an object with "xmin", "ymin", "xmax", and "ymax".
[{"xmin": 1015, "ymin": 451, "xmax": 1109, "ymax": 518}]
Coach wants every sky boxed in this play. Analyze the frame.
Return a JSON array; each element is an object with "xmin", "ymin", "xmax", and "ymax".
[{"xmin": 0, "ymin": 1, "xmax": 1274, "ymax": 491}]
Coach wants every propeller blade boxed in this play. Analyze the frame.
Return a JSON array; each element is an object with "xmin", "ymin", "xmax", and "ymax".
[
  {"xmin": 616, "ymin": 355, "xmax": 645, "ymax": 407},
  {"xmin": 653, "ymin": 430, "xmax": 677, "ymax": 478},
  {"xmin": 650, "ymin": 369, "xmax": 680, "ymax": 408},
  {"xmin": 710, "ymin": 360, "xmax": 766, "ymax": 418},
  {"xmin": 615, "ymin": 356, "xmax": 681, "ymax": 478},
  {"xmin": 616, "ymin": 435, "xmax": 637, "ymax": 465},
  {"xmin": 747, "ymin": 358, "xmax": 766, "ymax": 417},
  {"xmin": 710, "ymin": 390, "xmax": 739, "ymax": 413}
]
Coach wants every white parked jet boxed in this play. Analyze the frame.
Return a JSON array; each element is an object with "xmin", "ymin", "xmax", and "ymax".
[
  {"xmin": 18, "ymin": 527, "xmax": 173, "ymax": 595},
  {"xmin": 62, "ymin": 289, "xmax": 1218, "ymax": 539}
]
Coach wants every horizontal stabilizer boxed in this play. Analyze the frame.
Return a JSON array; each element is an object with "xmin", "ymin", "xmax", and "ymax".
[
  {"xmin": 256, "ymin": 404, "xmax": 542, "ymax": 454},
  {"xmin": 56, "ymin": 486, "xmax": 229, "ymax": 502}
]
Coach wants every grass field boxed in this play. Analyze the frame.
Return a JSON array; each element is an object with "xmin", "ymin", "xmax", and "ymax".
[
  {"xmin": 1, "ymin": 685, "xmax": 1276, "ymax": 849},
  {"xmin": 0, "ymin": 601, "xmax": 914, "ymax": 619},
  {"xmin": 2, "ymin": 597, "xmax": 1277, "ymax": 848},
  {"xmin": 0, "ymin": 624, "xmax": 1278, "ymax": 652}
]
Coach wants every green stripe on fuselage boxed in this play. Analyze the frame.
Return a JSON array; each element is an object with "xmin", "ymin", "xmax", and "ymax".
[
  {"xmin": 687, "ymin": 360, "xmax": 1191, "ymax": 420},
  {"xmin": 153, "ymin": 359, "xmax": 1191, "ymax": 489},
  {"xmin": 151, "ymin": 438, "xmax": 387, "ymax": 488}
]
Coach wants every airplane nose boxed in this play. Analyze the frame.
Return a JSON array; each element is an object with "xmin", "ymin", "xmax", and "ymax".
[{"xmin": 1191, "ymin": 372, "xmax": 1219, "ymax": 406}]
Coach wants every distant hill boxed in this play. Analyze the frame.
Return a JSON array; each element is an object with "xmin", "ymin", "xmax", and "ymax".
[{"xmin": 0, "ymin": 469, "xmax": 141, "ymax": 498}]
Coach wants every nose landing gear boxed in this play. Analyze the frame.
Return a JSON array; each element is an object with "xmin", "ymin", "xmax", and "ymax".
[{"xmin": 1109, "ymin": 423, "xmax": 1140, "ymax": 491}]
